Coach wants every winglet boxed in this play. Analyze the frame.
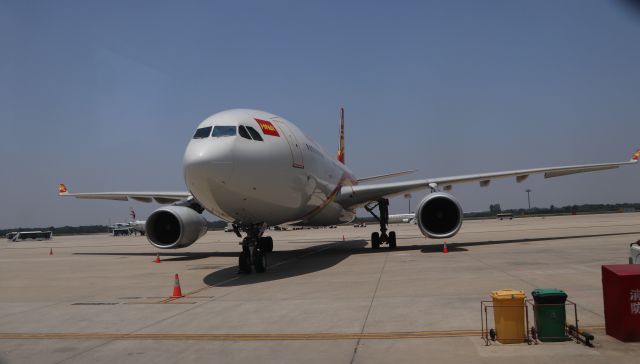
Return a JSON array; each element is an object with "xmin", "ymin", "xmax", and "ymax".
[
  {"xmin": 632, "ymin": 148, "xmax": 640, "ymax": 162},
  {"xmin": 58, "ymin": 183, "xmax": 68, "ymax": 195},
  {"xmin": 337, "ymin": 107, "xmax": 345, "ymax": 164}
]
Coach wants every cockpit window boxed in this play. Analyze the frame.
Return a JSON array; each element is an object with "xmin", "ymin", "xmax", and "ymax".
[
  {"xmin": 193, "ymin": 126, "xmax": 212, "ymax": 139},
  {"xmin": 246, "ymin": 126, "xmax": 264, "ymax": 141},
  {"xmin": 238, "ymin": 125, "xmax": 252, "ymax": 140},
  {"xmin": 211, "ymin": 126, "xmax": 236, "ymax": 137}
]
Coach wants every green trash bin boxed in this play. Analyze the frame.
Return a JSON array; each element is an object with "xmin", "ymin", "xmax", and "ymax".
[{"xmin": 531, "ymin": 288, "xmax": 569, "ymax": 342}]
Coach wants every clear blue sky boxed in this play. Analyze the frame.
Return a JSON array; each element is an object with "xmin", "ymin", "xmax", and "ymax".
[{"xmin": 1, "ymin": 0, "xmax": 639, "ymax": 228}]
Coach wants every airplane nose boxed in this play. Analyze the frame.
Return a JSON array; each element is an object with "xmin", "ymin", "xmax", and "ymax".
[{"xmin": 183, "ymin": 139, "xmax": 235, "ymax": 188}]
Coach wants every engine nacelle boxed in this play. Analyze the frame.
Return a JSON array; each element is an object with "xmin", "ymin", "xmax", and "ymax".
[
  {"xmin": 146, "ymin": 206, "xmax": 207, "ymax": 249},
  {"xmin": 415, "ymin": 192, "xmax": 463, "ymax": 239}
]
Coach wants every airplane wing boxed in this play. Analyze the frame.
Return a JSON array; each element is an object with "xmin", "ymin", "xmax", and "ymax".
[
  {"xmin": 58, "ymin": 184, "xmax": 190, "ymax": 204},
  {"xmin": 357, "ymin": 169, "xmax": 417, "ymax": 183},
  {"xmin": 337, "ymin": 149, "xmax": 640, "ymax": 208}
]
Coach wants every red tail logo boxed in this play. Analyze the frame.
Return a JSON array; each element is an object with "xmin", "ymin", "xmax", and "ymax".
[
  {"xmin": 337, "ymin": 108, "xmax": 345, "ymax": 164},
  {"xmin": 58, "ymin": 183, "xmax": 67, "ymax": 193}
]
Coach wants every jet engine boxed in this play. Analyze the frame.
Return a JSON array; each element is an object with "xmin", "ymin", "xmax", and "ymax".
[
  {"xmin": 145, "ymin": 206, "xmax": 207, "ymax": 249},
  {"xmin": 415, "ymin": 192, "xmax": 463, "ymax": 239}
]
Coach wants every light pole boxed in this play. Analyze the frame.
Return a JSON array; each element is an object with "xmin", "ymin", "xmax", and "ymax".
[
  {"xmin": 526, "ymin": 189, "xmax": 532, "ymax": 210},
  {"xmin": 404, "ymin": 193, "xmax": 412, "ymax": 213}
]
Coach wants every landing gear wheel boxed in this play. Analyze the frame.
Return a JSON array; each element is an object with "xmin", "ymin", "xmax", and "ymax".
[
  {"xmin": 258, "ymin": 236, "xmax": 273, "ymax": 253},
  {"xmin": 253, "ymin": 250, "xmax": 267, "ymax": 273},
  {"xmin": 388, "ymin": 231, "xmax": 397, "ymax": 249},
  {"xmin": 371, "ymin": 232, "xmax": 380, "ymax": 250},
  {"xmin": 238, "ymin": 251, "xmax": 251, "ymax": 273}
]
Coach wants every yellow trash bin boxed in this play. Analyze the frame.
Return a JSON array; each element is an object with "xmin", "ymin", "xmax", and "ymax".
[{"xmin": 491, "ymin": 289, "xmax": 526, "ymax": 344}]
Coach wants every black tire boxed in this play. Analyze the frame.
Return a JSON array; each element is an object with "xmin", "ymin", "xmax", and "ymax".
[
  {"xmin": 388, "ymin": 231, "xmax": 397, "ymax": 249},
  {"xmin": 259, "ymin": 236, "xmax": 274, "ymax": 253},
  {"xmin": 254, "ymin": 250, "xmax": 267, "ymax": 273},
  {"xmin": 238, "ymin": 251, "xmax": 252, "ymax": 273},
  {"xmin": 371, "ymin": 232, "xmax": 380, "ymax": 250}
]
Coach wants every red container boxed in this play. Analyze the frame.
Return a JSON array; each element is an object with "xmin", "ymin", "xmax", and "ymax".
[{"xmin": 602, "ymin": 264, "xmax": 640, "ymax": 342}]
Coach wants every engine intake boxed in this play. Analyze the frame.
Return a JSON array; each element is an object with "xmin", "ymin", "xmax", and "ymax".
[
  {"xmin": 146, "ymin": 206, "xmax": 207, "ymax": 249},
  {"xmin": 416, "ymin": 192, "xmax": 463, "ymax": 239}
]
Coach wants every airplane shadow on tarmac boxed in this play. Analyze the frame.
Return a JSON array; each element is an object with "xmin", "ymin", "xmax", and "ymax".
[
  {"xmin": 203, "ymin": 240, "xmax": 369, "ymax": 287},
  {"xmin": 74, "ymin": 230, "xmax": 639, "ymax": 287},
  {"xmin": 203, "ymin": 230, "xmax": 639, "ymax": 286}
]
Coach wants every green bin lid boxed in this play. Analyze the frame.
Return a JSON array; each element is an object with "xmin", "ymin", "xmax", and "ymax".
[{"xmin": 531, "ymin": 288, "xmax": 567, "ymax": 299}]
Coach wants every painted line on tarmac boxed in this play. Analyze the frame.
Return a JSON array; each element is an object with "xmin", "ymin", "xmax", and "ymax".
[
  {"xmin": 0, "ymin": 330, "xmax": 483, "ymax": 341},
  {"xmin": 0, "ymin": 326, "xmax": 605, "ymax": 342}
]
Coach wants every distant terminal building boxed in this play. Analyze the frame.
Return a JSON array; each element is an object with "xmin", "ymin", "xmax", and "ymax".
[{"xmin": 7, "ymin": 231, "xmax": 53, "ymax": 242}]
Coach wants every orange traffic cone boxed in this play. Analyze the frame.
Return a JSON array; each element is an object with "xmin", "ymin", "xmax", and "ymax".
[
  {"xmin": 154, "ymin": 253, "xmax": 161, "ymax": 263},
  {"xmin": 443, "ymin": 241, "xmax": 448, "ymax": 254},
  {"xmin": 171, "ymin": 273, "xmax": 184, "ymax": 298},
  {"xmin": 49, "ymin": 248, "xmax": 53, "ymax": 256}
]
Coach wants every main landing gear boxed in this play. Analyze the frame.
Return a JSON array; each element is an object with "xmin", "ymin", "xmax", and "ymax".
[
  {"xmin": 365, "ymin": 198, "xmax": 397, "ymax": 250},
  {"xmin": 237, "ymin": 224, "xmax": 273, "ymax": 274}
]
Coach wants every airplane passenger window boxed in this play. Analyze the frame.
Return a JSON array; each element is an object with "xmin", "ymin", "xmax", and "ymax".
[
  {"xmin": 193, "ymin": 126, "xmax": 212, "ymax": 139},
  {"xmin": 211, "ymin": 126, "xmax": 236, "ymax": 137},
  {"xmin": 238, "ymin": 125, "xmax": 252, "ymax": 140},
  {"xmin": 246, "ymin": 127, "xmax": 263, "ymax": 141}
]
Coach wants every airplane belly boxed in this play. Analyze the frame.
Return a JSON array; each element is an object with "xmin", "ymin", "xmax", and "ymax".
[{"xmin": 301, "ymin": 203, "xmax": 355, "ymax": 226}]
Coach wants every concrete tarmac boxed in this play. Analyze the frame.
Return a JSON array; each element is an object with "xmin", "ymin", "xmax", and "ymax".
[{"xmin": 1, "ymin": 213, "xmax": 640, "ymax": 363}]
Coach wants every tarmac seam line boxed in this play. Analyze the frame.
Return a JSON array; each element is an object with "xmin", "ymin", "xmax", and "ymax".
[{"xmin": 350, "ymin": 250, "xmax": 389, "ymax": 364}]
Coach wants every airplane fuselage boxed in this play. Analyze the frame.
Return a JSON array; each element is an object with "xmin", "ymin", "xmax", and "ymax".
[{"xmin": 183, "ymin": 109, "xmax": 357, "ymax": 227}]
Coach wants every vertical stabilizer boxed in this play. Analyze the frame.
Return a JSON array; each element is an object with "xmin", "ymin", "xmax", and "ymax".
[{"xmin": 337, "ymin": 107, "xmax": 345, "ymax": 164}]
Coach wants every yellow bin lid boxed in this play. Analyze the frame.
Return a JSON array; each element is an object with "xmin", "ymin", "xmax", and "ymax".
[{"xmin": 491, "ymin": 289, "xmax": 526, "ymax": 300}]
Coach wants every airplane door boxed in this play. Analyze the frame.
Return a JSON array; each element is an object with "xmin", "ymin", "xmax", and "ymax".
[{"xmin": 274, "ymin": 120, "xmax": 304, "ymax": 169}]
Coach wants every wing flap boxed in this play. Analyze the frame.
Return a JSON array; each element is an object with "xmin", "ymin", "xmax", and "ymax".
[{"xmin": 544, "ymin": 165, "xmax": 619, "ymax": 178}]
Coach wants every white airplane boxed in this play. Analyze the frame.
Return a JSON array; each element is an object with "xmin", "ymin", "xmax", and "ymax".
[
  {"xmin": 107, "ymin": 209, "xmax": 146, "ymax": 235},
  {"xmin": 59, "ymin": 108, "xmax": 640, "ymax": 273},
  {"xmin": 128, "ymin": 208, "xmax": 146, "ymax": 236}
]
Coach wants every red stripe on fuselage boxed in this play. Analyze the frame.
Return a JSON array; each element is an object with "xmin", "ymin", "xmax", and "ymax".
[{"xmin": 297, "ymin": 172, "xmax": 356, "ymax": 221}]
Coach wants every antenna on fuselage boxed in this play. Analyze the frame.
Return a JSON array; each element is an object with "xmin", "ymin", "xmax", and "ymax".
[{"xmin": 337, "ymin": 107, "xmax": 345, "ymax": 164}]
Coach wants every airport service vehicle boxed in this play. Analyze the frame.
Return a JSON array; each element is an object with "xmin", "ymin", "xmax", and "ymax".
[
  {"xmin": 59, "ymin": 108, "xmax": 640, "ymax": 273},
  {"xmin": 11, "ymin": 231, "xmax": 52, "ymax": 242}
]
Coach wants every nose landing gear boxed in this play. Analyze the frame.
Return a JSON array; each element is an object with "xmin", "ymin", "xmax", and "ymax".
[
  {"xmin": 365, "ymin": 198, "xmax": 397, "ymax": 250},
  {"xmin": 238, "ymin": 224, "xmax": 272, "ymax": 274}
]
